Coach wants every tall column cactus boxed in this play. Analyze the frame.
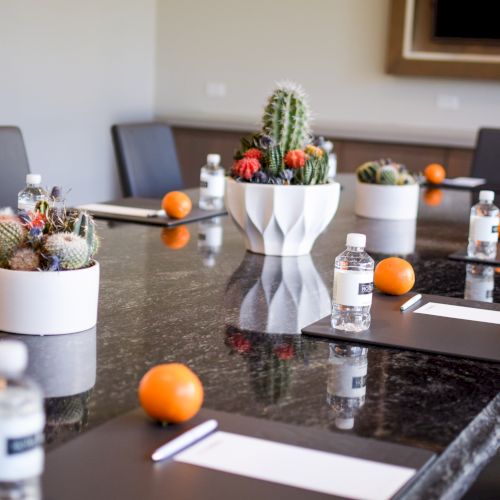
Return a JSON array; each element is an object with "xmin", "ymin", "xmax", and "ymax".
[{"xmin": 262, "ymin": 82, "xmax": 311, "ymax": 153}]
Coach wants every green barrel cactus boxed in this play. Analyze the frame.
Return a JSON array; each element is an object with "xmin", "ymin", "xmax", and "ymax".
[
  {"xmin": 0, "ymin": 216, "xmax": 26, "ymax": 266},
  {"xmin": 356, "ymin": 161, "xmax": 379, "ymax": 183},
  {"xmin": 262, "ymin": 82, "xmax": 311, "ymax": 153},
  {"xmin": 43, "ymin": 233, "xmax": 89, "ymax": 270},
  {"xmin": 376, "ymin": 164, "xmax": 399, "ymax": 185}
]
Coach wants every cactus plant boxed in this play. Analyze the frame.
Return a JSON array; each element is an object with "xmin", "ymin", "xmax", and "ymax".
[
  {"xmin": 357, "ymin": 159, "xmax": 416, "ymax": 185},
  {"xmin": 71, "ymin": 211, "xmax": 99, "ymax": 260},
  {"xmin": 356, "ymin": 161, "xmax": 379, "ymax": 183},
  {"xmin": 262, "ymin": 82, "xmax": 311, "ymax": 153},
  {"xmin": 43, "ymin": 233, "xmax": 90, "ymax": 270},
  {"xmin": 264, "ymin": 145, "xmax": 284, "ymax": 177},
  {"xmin": 376, "ymin": 164, "xmax": 399, "ymax": 185},
  {"xmin": 9, "ymin": 247, "xmax": 40, "ymax": 271},
  {"xmin": 0, "ymin": 216, "xmax": 26, "ymax": 267}
]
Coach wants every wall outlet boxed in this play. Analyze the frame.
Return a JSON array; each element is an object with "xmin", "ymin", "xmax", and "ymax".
[
  {"xmin": 436, "ymin": 94, "xmax": 460, "ymax": 110},
  {"xmin": 205, "ymin": 82, "xmax": 227, "ymax": 98}
]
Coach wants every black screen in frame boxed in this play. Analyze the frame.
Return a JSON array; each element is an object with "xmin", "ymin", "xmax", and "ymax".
[{"xmin": 434, "ymin": 0, "xmax": 500, "ymax": 41}]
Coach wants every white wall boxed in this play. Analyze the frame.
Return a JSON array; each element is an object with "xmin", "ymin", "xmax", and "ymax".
[
  {"xmin": 0, "ymin": 0, "xmax": 156, "ymax": 204},
  {"xmin": 155, "ymin": 0, "xmax": 500, "ymax": 147}
]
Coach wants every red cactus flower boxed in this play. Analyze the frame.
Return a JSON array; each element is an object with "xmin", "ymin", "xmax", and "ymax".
[
  {"xmin": 243, "ymin": 148, "xmax": 263, "ymax": 161},
  {"xmin": 26, "ymin": 211, "xmax": 47, "ymax": 230},
  {"xmin": 229, "ymin": 333, "xmax": 252, "ymax": 354},
  {"xmin": 274, "ymin": 344, "xmax": 295, "ymax": 360},
  {"xmin": 284, "ymin": 149, "xmax": 306, "ymax": 169},
  {"xmin": 234, "ymin": 157, "xmax": 261, "ymax": 180}
]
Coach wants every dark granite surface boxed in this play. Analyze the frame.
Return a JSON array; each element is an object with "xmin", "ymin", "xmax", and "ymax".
[{"xmin": 1, "ymin": 175, "xmax": 499, "ymax": 498}]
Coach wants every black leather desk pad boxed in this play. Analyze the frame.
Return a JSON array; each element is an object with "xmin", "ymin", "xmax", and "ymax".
[
  {"xmin": 84, "ymin": 197, "xmax": 227, "ymax": 227},
  {"xmin": 448, "ymin": 247, "xmax": 500, "ymax": 266},
  {"xmin": 43, "ymin": 408, "xmax": 435, "ymax": 500},
  {"xmin": 302, "ymin": 293, "xmax": 500, "ymax": 363}
]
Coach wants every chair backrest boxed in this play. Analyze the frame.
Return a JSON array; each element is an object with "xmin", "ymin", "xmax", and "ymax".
[
  {"xmin": 111, "ymin": 122, "xmax": 184, "ymax": 198},
  {"xmin": 471, "ymin": 128, "xmax": 500, "ymax": 184},
  {"xmin": 0, "ymin": 126, "xmax": 30, "ymax": 209}
]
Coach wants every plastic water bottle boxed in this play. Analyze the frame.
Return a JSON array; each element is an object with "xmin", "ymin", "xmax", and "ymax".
[
  {"xmin": 199, "ymin": 154, "xmax": 225, "ymax": 210},
  {"xmin": 327, "ymin": 343, "xmax": 368, "ymax": 430},
  {"xmin": 332, "ymin": 233, "xmax": 374, "ymax": 332},
  {"xmin": 467, "ymin": 190, "xmax": 499, "ymax": 259},
  {"xmin": 17, "ymin": 174, "xmax": 49, "ymax": 213},
  {"xmin": 464, "ymin": 264, "xmax": 494, "ymax": 303},
  {"xmin": 0, "ymin": 341, "xmax": 45, "ymax": 500}
]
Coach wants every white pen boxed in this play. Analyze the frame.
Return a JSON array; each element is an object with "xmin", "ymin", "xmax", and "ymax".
[
  {"xmin": 400, "ymin": 294, "xmax": 422, "ymax": 312},
  {"xmin": 151, "ymin": 419, "xmax": 218, "ymax": 462}
]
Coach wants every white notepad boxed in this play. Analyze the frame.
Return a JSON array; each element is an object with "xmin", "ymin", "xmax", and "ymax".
[
  {"xmin": 440, "ymin": 177, "xmax": 486, "ymax": 188},
  {"xmin": 175, "ymin": 431, "xmax": 416, "ymax": 500},
  {"xmin": 415, "ymin": 302, "xmax": 500, "ymax": 325},
  {"xmin": 78, "ymin": 203, "xmax": 162, "ymax": 218}
]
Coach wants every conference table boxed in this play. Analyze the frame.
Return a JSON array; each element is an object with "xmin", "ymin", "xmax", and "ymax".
[{"xmin": 3, "ymin": 174, "xmax": 498, "ymax": 499}]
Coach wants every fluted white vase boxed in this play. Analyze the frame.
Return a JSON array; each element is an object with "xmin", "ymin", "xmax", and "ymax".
[{"xmin": 226, "ymin": 178, "xmax": 340, "ymax": 256}]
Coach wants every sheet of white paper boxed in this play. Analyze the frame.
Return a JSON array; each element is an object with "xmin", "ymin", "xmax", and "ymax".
[
  {"xmin": 441, "ymin": 177, "xmax": 486, "ymax": 188},
  {"xmin": 175, "ymin": 431, "xmax": 416, "ymax": 500},
  {"xmin": 78, "ymin": 203, "xmax": 161, "ymax": 218},
  {"xmin": 414, "ymin": 302, "xmax": 500, "ymax": 325}
]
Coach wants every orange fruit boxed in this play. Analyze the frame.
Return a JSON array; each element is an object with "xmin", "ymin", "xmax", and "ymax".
[
  {"xmin": 423, "ymin": 188, "xmax": 443, "ymax": 206},
  {"xmin": 424, "ymin": 163, "xmax": 446, "ymax": 185},
  {"xmin": 138, "ymin": 363, "xmax": 204, "ymax": 424},
  {"xmin": 374, "ymin": 257, "xmax": 415, "ymax": 296},
  {"xmin": 161, "ymin": 226, "xmax": 190, "ymax": 249},
  {"xmin": 162, "ymin": 191, "xmax": 192, "ymax": 219}
]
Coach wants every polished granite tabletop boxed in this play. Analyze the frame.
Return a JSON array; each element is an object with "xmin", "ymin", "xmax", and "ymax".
[{"xmin": 1, "ymin": 175, "xmax": 499, "ymax": 498}]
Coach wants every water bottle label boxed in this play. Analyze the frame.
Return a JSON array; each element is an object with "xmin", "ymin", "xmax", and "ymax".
[
  {"xmin": 469, "ymin": 215, "xmax": 499, "ymax": 242},
  {"xmin": 333, "ymin": 269, "xmax": 374, "ymax": 307},
  {"xmin": 200, "ymin": 173, "xmax": 225, "ymax": 198},
  {"xmin": 7, "ymin": 433, "xmax": 44, "ymax": 455},
  {"xmin": 328, "ymin": 360, "xmax": 368, "ymax": 398}
]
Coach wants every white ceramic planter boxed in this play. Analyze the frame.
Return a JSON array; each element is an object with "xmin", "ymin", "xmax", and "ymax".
[
  {"xmin": 0, "ymin": 263, "xmax": 100, "ymax": 335},
  {"xmin": 355, "ymin": 181, "xmax": 420, "ymax": 220},
  {"xmin": 226, "ymin": 178, "xmax": 340, "ymax": 256}
]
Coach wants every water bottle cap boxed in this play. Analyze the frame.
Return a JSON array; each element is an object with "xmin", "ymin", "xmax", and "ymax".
[
  {"xmin": 335, "ymin": 417, "xmax": 354, "ymax": 430},
  {"xmin": 26, "ymin": 173, "xmax": 42, "ymax": 185},
  {"xmin": 479, "ymin": 190, "xmax": 494, "ymax": 202},
  {"xmin": 207, "ymin": 154, "xmax": 221, "ymax": 165},
  {"xmin": 346, "ymin": 233, "xmax": 366, "ymax": 248},
  {"xmin": 0, "ymin": 340, "xmax": 28, "ymax": 377},
  {"xmin": 322, "ymin": 140, "xmax": 334, "ymax": 153}
]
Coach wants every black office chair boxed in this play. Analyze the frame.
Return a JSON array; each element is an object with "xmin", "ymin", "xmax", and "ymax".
[
  {"xmin": 471, "ymin": 128, "xmax": 500, "ymax": 184},
  {"xmin": 0, "ymin": 126, "xmax": 30, "ymax": 209},
  {"xmin": 111, "ymin": 122, "xmax": 184, "ymax": 198}
]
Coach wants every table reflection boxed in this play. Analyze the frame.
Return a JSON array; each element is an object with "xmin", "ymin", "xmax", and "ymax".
[
  {"xmin": 225, "ymin": 253, "xmax": 330, "ymax": 334},
  {"xmin": 464, "ymin": 264, "xmax": 495, "ymax": 303},
  {"xmin": 354, "ymin": 217, "xmax": 416, "ymax": 257},
  {"xmin": 327, "ymin": 343, "xmax": 368, "ymax": 430},
  {"xmin": 198, "ymin": 217, "xmax": 223, "ymax": 267},
  {"xmin": 225, "ymin": 327, "xmax": 316, "ymax": 405},
  {"xmin": 1, "ymin": 328, "xmax": 97, "ymax": 447}
]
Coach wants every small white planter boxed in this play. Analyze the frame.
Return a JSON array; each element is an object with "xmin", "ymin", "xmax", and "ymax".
[
  {"xmin": 355, "ymin": 181, "xmax": 420, "ymax": 220},
  {"xmin": 226, "ymin": 178, "xmax": 340, "ymax": 256},
  {"xmin": 0, "ymin": 263, "xmax": 100, "ymax": 335}
]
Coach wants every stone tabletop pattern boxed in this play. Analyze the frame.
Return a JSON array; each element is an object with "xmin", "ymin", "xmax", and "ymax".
[{"xmin": 2, "ymin": 175, "xmax": 499, "ymax": 497}]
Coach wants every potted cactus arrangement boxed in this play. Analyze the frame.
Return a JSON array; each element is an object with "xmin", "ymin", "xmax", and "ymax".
[
  {"xmin": 354, "ymin": 159, "xmax": 420, "ymax": 220},
  {"xmin": 0, "ymin": 201, "xmax": 100, "ymax": 335},
  {"xmin": 226, "ymin": 82, "xmax": 340, "ymax": 256}
]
